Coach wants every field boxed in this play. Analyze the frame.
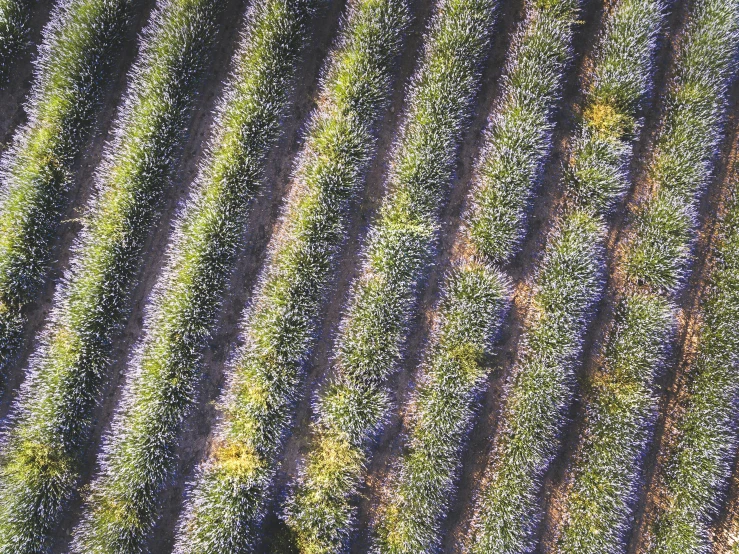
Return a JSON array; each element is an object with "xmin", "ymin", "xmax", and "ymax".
[{"xmin": 0, "ymin": 0, "xmax": 737, "ymax": 552}]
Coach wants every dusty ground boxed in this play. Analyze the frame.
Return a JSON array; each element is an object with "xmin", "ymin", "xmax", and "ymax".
[{"xmin": 0, "ymin": 0, "xmax": 736, "ymax": 552}]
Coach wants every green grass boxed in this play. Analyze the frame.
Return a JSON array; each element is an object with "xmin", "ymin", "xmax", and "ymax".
[
  {"xmin": 0, "ymin": 0, "xmax": 135, "ymax": 381},
  {"xmin": 373, "ymin": 1, "xmax": 578, "ymax": 551},
  {"xmin": 624, "ymin": 0, "xmax": 739, "ymax": 294},
  {"xmin": 554, "ymin": 0, "xmax": 739, "ymax": 552},
  {"xmin": 645, "ymin": 195, "xmax": 739, "ymax": 550},
  {"xmin": 374, "ymin": 264, "xmax": 507, "ymax": 554},
  {"xmin": 0, "ymin": 0, "xmax": 29, "ymax": 81},
  {"xmin": 75, "ymin": 1, "xmax": 409, "ymax": 553},
  {"xmin": 468, "ymin": 0, "xmax": 665, "ymax": 551},
  {"xmin": 283, "ymin": 1, "xmax": 499, "ymax": 552},
  {"xmin": 0, "ymin": 0, "xmax": 219, "ymax": 550},
  {"xmin": 556, "ymin": 293, "xmax": 672, "ymax": 553}
]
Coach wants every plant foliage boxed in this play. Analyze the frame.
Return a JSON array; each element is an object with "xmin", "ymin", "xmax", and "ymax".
[
  {"xmin": 374, "ymin": 1, "xmax": 578, "ymax": 551},
  {"xmin": 0, "ymin": 0, "xmax": 218, "ymax": 550},
  {"xmin": 469, "ymin": 0, "xmax": 665, "ymax": 551},
  {"xmin": 284, "ymin": 1, "xmax": 500, "ymax": 551},
  {"xmin": 556, "ymin": 0, "xmax": 739, "ymax": 552},
  {"xmin": 0, "ymin": 0, "xmax": 135, "ymax": 380},
  {"xmin": 81, "ymin": 0, "xmax": 408, "ymax": 552}
]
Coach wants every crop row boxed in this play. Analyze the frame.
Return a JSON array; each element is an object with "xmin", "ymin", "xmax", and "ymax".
[
  {"xmin": 373, "ymin": 0, "xmax": 578, "ymax": 552},
  {"xmin": 71, "ymin": 1, "xmax": 410, "ymax": 553},
  {"xmin": 0, "ymin": 0, "xmax": 219, "ymax": 550},
  {"xmin": 0, "ymin": 0, "xmax": 134, "ymax": 383},
  {"xmin": 70, "ymin": 0, "xmax": 326, "ymax": 552},
  {"xmin": 643, "ymin": 26, "xmax": 739, "ymax": 554},
  {"xmin": 282, "ymin": 1, "xmax": 499, "ymax": 552},
  {"xmin": 1, "ymin": 1, "xmax": 737, "ymax": 553},
  {"xmin": 467, "ymin": 0, "xmax": 665, "ymax": 552},
  {"xmin": 644, "ymin": 176, "xmax": 739, "ymax": 553},
  {"xmin": 0, "ymin": 0, "xmax": 138, "ymax": 548},
  {"xmin": 555, "ymin": 0, "xmax": 739, "ymax": 552}
]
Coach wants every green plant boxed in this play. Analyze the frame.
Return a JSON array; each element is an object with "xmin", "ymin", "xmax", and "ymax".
[
  {"xmin": 0, "ymin": 0, "xmax": 29, "ymax": 81},
  {"xmin": 374, "ymin": 1, "xmax": 578, "ymax": 551},
  {"xmin": 0, "ymin": 0, "xmax": 135, "ymax": 381},
  {"xmin": 465, "ymin": 0, "xmax": 578, "ymax": 264},
  {"xmin": 283, "ymin": 1, "xmax": 499, "ymax": 551},
  {"xmin": 554, "ymin": 0, "xmax": 739, "ymax": 552},
  {"xmin": 645, "ymin": 196, "xmax": 739, "ymax": 552},
  {"xmin": 375, "ymin": 264, "xmax": 507, "ymax": 554},
  {"xmin": 0, "ymin": 0, "xmax": 219, "ymax": 550},
  {"xmin": 469, "ymin": 210, "xmax": 604, "ymax": 553},
  {"xmin": 556, "ymin": 293, "xmax": 672, "ymax": 553},
  {"xmin": 468, "ymin": 0, "xmax": 665, "ymax": 551},
  {"xmin": 78, "ymin": 1, "xmax": 408, "ymax": 552}
]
